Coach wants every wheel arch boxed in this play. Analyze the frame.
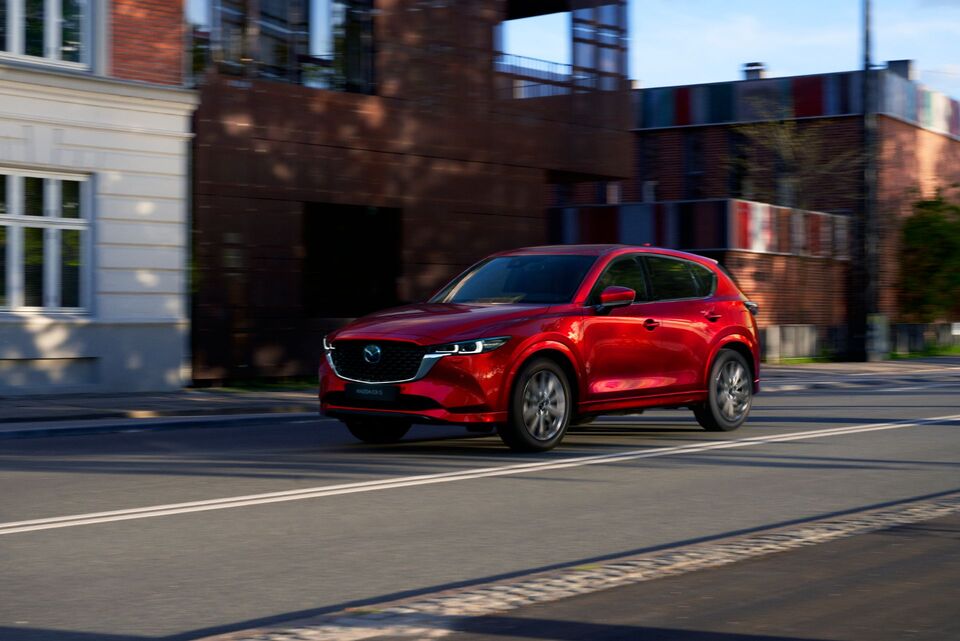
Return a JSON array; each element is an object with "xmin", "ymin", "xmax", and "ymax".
[
  {"xmin": 707, "ymin": 338, "xmax": 758, "ymax": 392},
  {"xmin": 503, "ymin": 344, "xmax": 581, "ymax": 413}
]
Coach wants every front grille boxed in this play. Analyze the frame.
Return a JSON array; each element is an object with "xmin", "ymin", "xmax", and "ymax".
[{"xmin": 330, "ymin": 340, "xmax": 427, "ymax": 382}]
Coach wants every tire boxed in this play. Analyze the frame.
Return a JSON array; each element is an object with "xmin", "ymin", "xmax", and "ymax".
[
  {"xmin": 498, "ymin": 358, "xmax": 572, "ymax": 452},
  {"xmin": 343, "ymin": 418, "xmax": 412, "ymax": 444},
  {"xmin": 693, "ymin": 349, "xmax": 753, "ymax": 432}
]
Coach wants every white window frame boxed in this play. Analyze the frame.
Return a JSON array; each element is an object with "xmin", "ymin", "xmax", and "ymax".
[
  {"xmin": 0, "ymin": 168, "xmax": 91, "ymax": 313},
  {"xmin": 1, "ymin": 0, "xmax": 92, "ymax": 69}
]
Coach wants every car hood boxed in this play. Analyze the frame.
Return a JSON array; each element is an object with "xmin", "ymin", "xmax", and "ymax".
[{"xmin": 331, "ymin": 303, "xmax": 550, "ymax": 343}]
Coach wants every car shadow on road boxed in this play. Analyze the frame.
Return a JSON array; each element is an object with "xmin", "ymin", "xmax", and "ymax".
[{"xmin": 446, "ymin": 615, "xmax": 831, "ymax": 640}]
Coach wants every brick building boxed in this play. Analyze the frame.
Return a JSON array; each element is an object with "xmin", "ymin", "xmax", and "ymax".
[
  {"xmin": 0, "ymin": 1, "xmax": 196, "ymax": 394},
  {"xmin": 557, "ymin": 61, "xmax": 960, "ymax": 355},
  {"xmin": 189, "ymin": 0, "xmax": 632, "ymax": 381}
]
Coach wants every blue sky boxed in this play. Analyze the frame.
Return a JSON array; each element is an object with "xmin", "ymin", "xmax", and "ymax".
[{"xmin": 502, "ymin": 0, "xmax": 960, "ymax": 98}]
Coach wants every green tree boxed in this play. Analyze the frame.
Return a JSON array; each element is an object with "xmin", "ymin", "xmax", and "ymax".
[{"xmin": 900, "ymin": 194, "xmax": 960, "ymax": 322}]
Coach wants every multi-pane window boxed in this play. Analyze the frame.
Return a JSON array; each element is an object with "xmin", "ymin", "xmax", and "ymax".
[
  {"xmin": 1, "ymin": 0, "xmax": 89, "ymax": 65},
  {"xmin": 0, "ymin": 171, "xmax": 88, "ymax": 311},
  {"xmin": 190, "ymin": 0, "xmax": 375, "ymax": 92}
]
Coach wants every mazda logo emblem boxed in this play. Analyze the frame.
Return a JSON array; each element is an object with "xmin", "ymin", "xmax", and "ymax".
[{"xmin": 362, "ymin": 344, "xmax": 382, "ymax": 364}]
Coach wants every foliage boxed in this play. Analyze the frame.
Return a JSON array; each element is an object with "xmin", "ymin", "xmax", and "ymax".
[{"xmin": 900, "ymin": 194, "xmax": 960, "ymax": 322}]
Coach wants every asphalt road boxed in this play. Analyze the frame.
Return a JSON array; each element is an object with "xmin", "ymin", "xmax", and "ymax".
[
  {"xmin": 441, "ymin": 512, "xmax": 960, "ymax": 641},
  {"xmin": 1, "ymin": 366, "xmax": 959, "ymax": 641}
]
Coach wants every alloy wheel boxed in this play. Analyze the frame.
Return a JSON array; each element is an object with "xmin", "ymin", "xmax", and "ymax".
[
  {"xmin": 715, "ymin": 360, "xmax": 750, "ymax": 422},
  {"xmin": 521, "ymin": 370, "xmax": 568, "ymax": 441}
]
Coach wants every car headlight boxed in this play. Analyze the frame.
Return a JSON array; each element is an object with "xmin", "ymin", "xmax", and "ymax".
[{"xmin": 428, "ymin": 336, "xmax": 510, "ymax": 355}]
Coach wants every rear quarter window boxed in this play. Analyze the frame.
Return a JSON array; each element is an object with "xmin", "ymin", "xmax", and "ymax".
[{"xmin": 688, "ymin": 261, "xmax": 717, "ymax": 297}]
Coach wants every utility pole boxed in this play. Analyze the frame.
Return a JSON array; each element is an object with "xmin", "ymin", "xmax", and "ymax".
[
  {"xmin": 853, "ymin": 0, "xmax": 884, "ymax": 361},
  {"xmin": 863, "ymin": 0, "xmax": 885, "ymax": 360}
]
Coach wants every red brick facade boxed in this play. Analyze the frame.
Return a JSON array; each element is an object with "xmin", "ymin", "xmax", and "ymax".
[
  {"xmin": 191, "ymin": 1, "xmax": 632, "ymax": 380},
  {"xmin": 877, "ymin": 116, "xmax": 960, "ymax": 320},
  {"xmin": 111, "ymin": 0, "xmax": 184, "ymax": 86},
  {"xmin": 558, "ymin": 117, "xmax": 864, "ymax": 214},
  {"xmin": 560, "ymin": 107, "xmax": 960, "ymax": 329},
  {"xmin": 721, "ymin": 251, "xmax": 847, "ymax": 329}
]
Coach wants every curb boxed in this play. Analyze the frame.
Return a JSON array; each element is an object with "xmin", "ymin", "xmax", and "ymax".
[
  {"xmin": 0, "ymin": 403, "xmax": 317, "ymax": 425},
  {"xmin": 0, "ymin": 410, "xmax": 323, "ymax": 440}
]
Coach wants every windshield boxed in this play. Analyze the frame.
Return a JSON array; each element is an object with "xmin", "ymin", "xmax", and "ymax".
[{"xmin": 430, "ymin": 255, "xmax": 598, "ymax": 304}]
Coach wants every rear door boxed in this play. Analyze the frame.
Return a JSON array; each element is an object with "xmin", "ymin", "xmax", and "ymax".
[{"xmin": 639, "ymin": 255, "xmax": 721, "ymax": 393}]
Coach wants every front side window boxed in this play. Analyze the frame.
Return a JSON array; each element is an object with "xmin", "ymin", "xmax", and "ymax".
[
  {"xmin": 432, "ymin": 255, "xmax": 597, "ymax": 305},
  {"xmin": 0, "ymin": 170, "xmax": 88, "ymax": 311},
  {"xmin": 590, "ymin": 255, "xmax": 649, "ymax": 303},
  {"xmin": 2, "ymin": 0, "xmax": 89, "ymax": 65},
  {"xmin": 644, "ymin": 255, "xmax": 712, "ymax": 301}
]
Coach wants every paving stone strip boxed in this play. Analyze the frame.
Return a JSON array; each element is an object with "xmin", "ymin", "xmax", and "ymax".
[{"xmin": 201, "ymin": 493, "xmax": 960, "ymax": 641}]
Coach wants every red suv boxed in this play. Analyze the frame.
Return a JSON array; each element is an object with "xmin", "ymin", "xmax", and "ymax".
[{"xmin": 319, "ymin": 245, "xmax": 760, "ymax": 451}]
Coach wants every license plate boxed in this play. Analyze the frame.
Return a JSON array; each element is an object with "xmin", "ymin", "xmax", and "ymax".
[{"xmin": 345, "ymin": 384, "xmax": 398, "ymax": 402}]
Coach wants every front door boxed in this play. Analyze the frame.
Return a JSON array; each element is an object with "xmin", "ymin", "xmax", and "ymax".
[{"xmin": 580, "ymin": 255, "xmax": 680, "ymax": 402}]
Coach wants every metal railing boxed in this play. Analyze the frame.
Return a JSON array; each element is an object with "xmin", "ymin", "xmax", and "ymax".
[{"xmin": 493, "ymin": 53, "xmax": 608, "ymax": 100}]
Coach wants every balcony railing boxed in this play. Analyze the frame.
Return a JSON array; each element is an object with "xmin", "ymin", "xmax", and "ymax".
[{"xmin": 494, "ymin": 53, "xmax": 616, "ymax": 99}]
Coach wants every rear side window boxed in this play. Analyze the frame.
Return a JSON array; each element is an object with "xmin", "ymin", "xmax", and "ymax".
[
  {"xmin": 590, "ymin": 255, "xmax": 650, "ymax": 303},
  {"xmin": 644, "ymin": 255, "xmax": 715, "ymax": 300}
]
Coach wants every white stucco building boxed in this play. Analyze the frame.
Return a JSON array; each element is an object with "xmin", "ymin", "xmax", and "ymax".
[{"xmin": 0, "ymin": 0, "xmax": 197, "ymax": 394}]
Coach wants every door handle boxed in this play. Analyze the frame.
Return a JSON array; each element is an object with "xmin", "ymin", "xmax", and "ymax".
[
  {"xmin": 643, "ymin": 318, "xmax": 660, "ymax": 330},
  {"xmin": 701, "ymin": 309, "xmax": 722, "ymax": 322}
]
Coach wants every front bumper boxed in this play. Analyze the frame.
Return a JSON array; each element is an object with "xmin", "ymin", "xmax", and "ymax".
[{"xmin": 319, "ymin": 349, "xmax": 511, "ymax": 425}]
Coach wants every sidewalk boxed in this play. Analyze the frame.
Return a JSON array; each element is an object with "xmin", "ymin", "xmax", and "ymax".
[
  {"xmin": 0, "ymin": 357, "xmax": 957, "ymax": 437},
  {"xmin": 761, "ymin": 355, "xmax": 960, "ymax": 391}
]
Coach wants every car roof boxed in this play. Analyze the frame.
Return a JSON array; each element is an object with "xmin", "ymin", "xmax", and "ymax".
[{"xmin": 497, "ymin": 244, "xmax": 718, "ymax": 264}]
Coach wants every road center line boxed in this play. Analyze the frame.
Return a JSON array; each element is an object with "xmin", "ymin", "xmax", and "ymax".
[{"xmin": 3, "ymin": 413, "xmax": 960, "ymax": 536}]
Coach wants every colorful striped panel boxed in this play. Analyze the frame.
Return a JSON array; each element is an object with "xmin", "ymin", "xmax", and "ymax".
[
  {"xmin": 675, "ymin": 86, "xmax": 692, "ymax": 126},
  {"xmin": 793, "ymin": 76, "xmax": 824, "ymax": 118},
  {"xmin": 636, "ymin": 70, "xmax": 956, "ymax": 140}
]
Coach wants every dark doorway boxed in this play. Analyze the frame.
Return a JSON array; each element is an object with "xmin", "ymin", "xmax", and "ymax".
[{"xmin": 302, "ymin": 203, "xmax": 402, "ymax": 318}]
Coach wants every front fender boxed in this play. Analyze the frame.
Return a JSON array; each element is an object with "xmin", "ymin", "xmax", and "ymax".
[{"xmin": 499, "ymin": 336, "xmax": 585, "ymax": 411}]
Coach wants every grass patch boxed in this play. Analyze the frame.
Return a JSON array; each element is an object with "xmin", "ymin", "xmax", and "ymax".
[
  {"xmin": 774, "ymin": 356, "xmax": 834, "ymax": 365},
  {"xmin": 890, "ymin": 343, "xmax": 960, "ymax": 360}
]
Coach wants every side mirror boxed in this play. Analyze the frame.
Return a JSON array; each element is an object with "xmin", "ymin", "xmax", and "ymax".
[{"xmin": 597, "ymin": 286, "xmax": 635, "ymax": 311}]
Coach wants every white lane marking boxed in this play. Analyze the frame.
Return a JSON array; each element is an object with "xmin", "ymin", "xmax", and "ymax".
[{"xmin": 3, "ymin": 413, "xmax": 960, "ymax": 536}]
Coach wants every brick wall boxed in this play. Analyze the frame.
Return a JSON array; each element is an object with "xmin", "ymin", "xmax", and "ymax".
[
  {"xmin": 721, "ymin": 251, "xmax": 848, "ymax": 329},
  {"xmin": 111, "ymin": 0, "xmax": 184, "ymax": 86},
  {"xmin": 878, "ymin": 115, "xmax": 960, "ymax": 321}
]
